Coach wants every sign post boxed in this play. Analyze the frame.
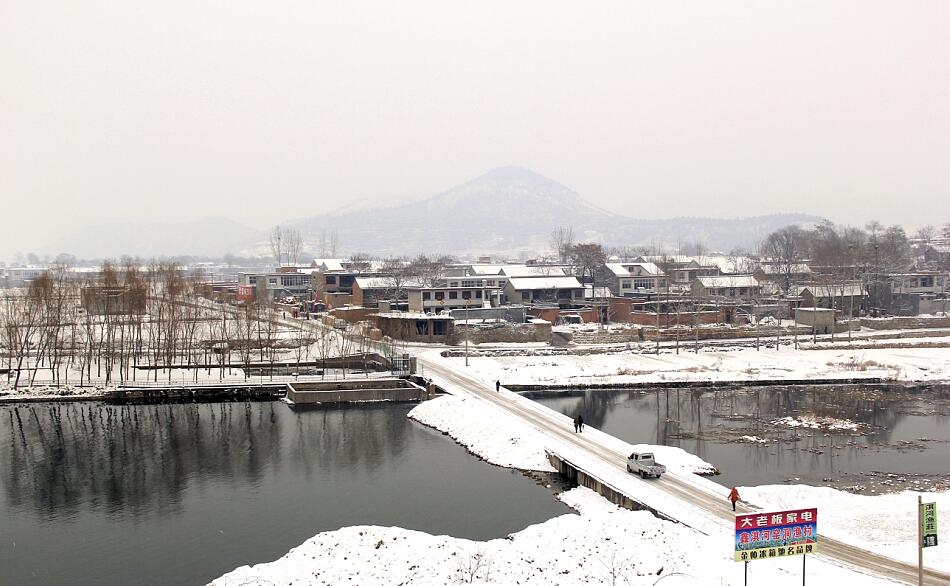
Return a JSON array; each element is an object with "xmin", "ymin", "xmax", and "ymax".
[
  {"xmin": 735, "ymin": 508, "xmax": 818, "ymax": 584},
  {"xmin": 919, "ymin": 496, "xmax": 938, "ymax": 586}
]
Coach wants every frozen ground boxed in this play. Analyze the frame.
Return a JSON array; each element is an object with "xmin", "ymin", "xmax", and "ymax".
[
  {"xmin": 743, "ymin": 485, "xmax": 950, "ymax": 572},
  {"xmin": 212, "ymin": 486, "xmax": 893, "ymax": 586},
  {"xmin": 431, "ymin": 344, "xmax": 950, "ymax": 386}
]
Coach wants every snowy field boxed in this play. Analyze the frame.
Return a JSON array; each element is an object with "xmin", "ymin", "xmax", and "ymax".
[{"xmin": 432, "ymin": 344, "xmax": 950, "ymax": 386}]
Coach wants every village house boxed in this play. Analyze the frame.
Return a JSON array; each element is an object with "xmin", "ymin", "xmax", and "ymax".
[
  {"xmin": 407, "ymin": 285, "xmax": 500, "ymax": 313},
  {"xmin": 635, "ymin": 256, "xmax": 721, "ymax": 290},
  {"xmin": 793, "ymin": 283, "xmax": 864, "ymax": 317},
  {"xmin": 238, "ymin": 271, "xmax": 311, "ymax": 302},
  {"xmin": 753, "ymin": 262, "xmax": 813, "ymax": 293},
  {"xmin": 690, "ymin": 275, "xmax": 762, "ymax": 301},
  {"xmin": 599, "ymin": 262, "xmax": 668, "ymax": 298},
  {"xmin": 372, "ymin": 312, "xmax": 455, "ymax": 343},
  {"xmin": 352, "ymin": 276, "xmax": 426, "ymax": 308},
  {"xmin": 503, "ymin": 276, "xmax": 585, "ymax": 308},
  {"xmin": 889, "ymin": 272, "xmax": 947, "ymax": 296}
]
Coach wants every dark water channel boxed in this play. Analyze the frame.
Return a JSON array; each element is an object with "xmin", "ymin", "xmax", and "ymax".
[
  {"xmin": 0, "ymin": 402, "xmax": 569, "ymax": 586},
  {"xmin": 526, "ymin": 384, "xmax": 950, "ymax": 491}
]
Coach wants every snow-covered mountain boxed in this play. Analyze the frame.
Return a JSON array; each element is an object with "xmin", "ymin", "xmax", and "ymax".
[{"xmin": 290, "ymin": 166, "xmax": 821, "ymax": 256}]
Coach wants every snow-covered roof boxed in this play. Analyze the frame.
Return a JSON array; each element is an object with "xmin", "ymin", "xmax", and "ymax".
[
  {"xmin": 354, "ymin": 276, "xmax": 425, "ymax": 290},
  {"xmin": 467, "ymin": 264, "xmax": 506, "ymax": 276},
  {"xmin": 794, "ymin": 284, "xmax": 864, "ymax": 297},
  {"xmin": 311, "ymin": 259, "xmax": 345, "ymax": 271},
  {"xmin": 702, "ymin": 255, "xmax": 752, "ymax": 274},
  {"xmin": 637, "ymin": 255, "xmax": 702, "ymax": 268},
  {"xmin": 375, "ymin": 311, "xmax": 453, "ymax": 320},
  {"xmin": 604, "ymin": 263, "xmax": 631, "ymax": 277},
  {"xmin": 506, "ymin": 276, "xmax": 583, "ymax": 290},
  {"xmin": 605, "ymin": 262, "xmax": 663, "ymax": 277},
  {"xmin": 500, "ymin": 265, "xmax": 567, "ymax": 277},
  {"xmin": 695, "ymin": 275, "xmax": 760, "ymax": 288},
  {"xmin": 757, "ymin": 263, "xmax": 812, "ymax": 275}
]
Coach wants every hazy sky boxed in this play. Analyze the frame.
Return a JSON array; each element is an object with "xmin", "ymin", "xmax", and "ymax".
[{"xmin": 2, "ymin": 1, "xmax": 948, "ymax": 257}]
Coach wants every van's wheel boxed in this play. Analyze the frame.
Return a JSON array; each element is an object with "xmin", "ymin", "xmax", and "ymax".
[
  {"xmin": 639, "ymin": 470, "xmax": 645, "ymax": 479},
  {"xmin": 627, "ymin": 464, "xmax": 632, "ymax": 473}
]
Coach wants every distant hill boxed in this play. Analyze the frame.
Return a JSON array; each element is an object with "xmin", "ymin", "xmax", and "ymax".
[
  {"xmin": 45, "ymin": 217, "xmax": 262, "ymax": 260},
  {"xmin": 289, "ymin": 166, "xmax": 822, "ymax": 256}
]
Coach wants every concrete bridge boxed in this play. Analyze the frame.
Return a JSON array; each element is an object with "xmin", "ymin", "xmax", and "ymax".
[{"xmin": 420, "ymin": 354, "xmax": 950, "ymax": 586}]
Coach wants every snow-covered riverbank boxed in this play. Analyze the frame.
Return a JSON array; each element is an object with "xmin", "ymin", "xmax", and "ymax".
[
  {"xmin": 212, "ymin": 485, "xmax": 894, "ymax": 586},
  {"xmin": 212, "ymin": 390, "xmax": 945, "ymax": 584},
  {"xmin": 428, "ymin": 344, "xmax": 950, "ymax": 387}
]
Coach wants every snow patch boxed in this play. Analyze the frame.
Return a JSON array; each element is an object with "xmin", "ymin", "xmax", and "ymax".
[{"xmin": 772, "ymin": 415, "xmax": 866, "ymax": 432}]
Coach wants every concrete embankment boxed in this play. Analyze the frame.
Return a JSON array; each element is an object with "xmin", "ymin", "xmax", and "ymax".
[
  {"xmin": 506, "ymin": 377, "xmax": 896, "ymax": 391},
  {"xmin": 287, "ymin": 378, "xmax": 431, "ymax": 405}
]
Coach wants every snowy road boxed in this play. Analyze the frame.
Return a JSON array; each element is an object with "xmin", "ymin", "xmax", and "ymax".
[{"xmin": 419, "ymin": 354, "xmax": 950, "ymax": 585}]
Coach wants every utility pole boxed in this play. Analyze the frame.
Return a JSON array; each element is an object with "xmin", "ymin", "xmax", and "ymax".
[
  {"xmin": 849, "ymin": 251, "xmax": 856, "ymax": 344},
  {"xmin": 464, "ymin": 297, "xmax": 469, "ymax": 367},
  {"xmin": 918, "ymin": 494, "xmax": 924, "ymax": 586}
]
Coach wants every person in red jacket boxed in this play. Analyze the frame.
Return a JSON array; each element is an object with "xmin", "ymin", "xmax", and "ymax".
[{"xmin": 728, "ymin": 487, "xmax": 740, "ymax": 511}]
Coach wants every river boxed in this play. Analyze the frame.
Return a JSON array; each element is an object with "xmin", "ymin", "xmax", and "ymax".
[{"xmin": 0, "ymin": 401, "xmax": 569, "ymax": 585}]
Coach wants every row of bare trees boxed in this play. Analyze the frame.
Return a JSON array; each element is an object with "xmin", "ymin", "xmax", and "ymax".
[{"xmin": 0, "ymin": 260, "xmax": 351, "ymax": 388}]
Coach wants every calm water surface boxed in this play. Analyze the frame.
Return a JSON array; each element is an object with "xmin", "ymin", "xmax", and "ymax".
[
  {"xmin": 527, "ymin": 385, "xmax": 950, "ymax": 489},
  {"xmin": 0, "ymin": 401, "xmax": 569, "ymax": 585}
]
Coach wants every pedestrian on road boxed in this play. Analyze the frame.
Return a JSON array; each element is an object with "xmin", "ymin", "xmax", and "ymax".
[
  {"xmin": 573, "ymin": 415, "xmax": 580, "ymax": 433},
  {"xmin": 728, "ymin": 487, "xmax": 740, "ymax": 511},
  {"xmin": 496, "ymin": 380, "xmax": 500, "ymax": 392},
  {"xmin": 578, "ymin": 415, "xmax": 585, "ymax": 432}
]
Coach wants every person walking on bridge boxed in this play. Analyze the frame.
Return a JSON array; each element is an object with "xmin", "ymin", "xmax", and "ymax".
[
  {"xmin": 495, "ymin": 380, "xmax": 500, "ymax": 392},
  {"xmin": 577, "ymin": 415, "xmax": 585, "ymax": 432},
  {"xmin": 573, "ymin": 415, "xmax": 580, "ymax": 433},
  {"xmin": 728, "ymin": 486, "xmax": 740, "ymax": 511}
]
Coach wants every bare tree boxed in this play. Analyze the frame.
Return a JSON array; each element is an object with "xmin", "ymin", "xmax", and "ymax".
[
  {"xmin": 550, "ymin": 226, "xmax": 575, "ymax": 263},
  {"xmin": 329, "ymin": 230, "xmax": 339, "ymax": 257},
  {"xmin": 285, "ymin": 227, "xmax": 303, "ymax": 266},
  {"xmin": 348, "ymin": 253, "xmax": 374, "ymax": 275},
  {"xmin": 569, "ymin": 242, "xmax": 607, "ymax": 286},
  {"xmin": 380, "ymin": 257, "xmax": 411, "ymax": 303},
  {"xmin": 759, "ymin": 226, "xmax": 809, "ymax": 294},
  {"xmin": 269, "ymin": 225, "xmax": 285, "ymax": 267},
  {"xmin": 915, "ymin": 225, "xmax": 937, "ymax": 241},
  {"xmin": 409, "ymin": 254, "xmax": 453, "ymax": 288}
]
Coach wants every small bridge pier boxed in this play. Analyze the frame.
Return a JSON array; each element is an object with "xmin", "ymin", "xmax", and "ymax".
[{"xmin": 546, "ymin": 450, "xmax": 677, "ymax": 523}]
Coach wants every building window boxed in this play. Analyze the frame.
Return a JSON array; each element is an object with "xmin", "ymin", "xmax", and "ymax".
[
  {"xmin": 486, "ymin": 280, "xmax": 495, "ymax": 286},
  {"xmin": 475, "ymin": 290, "xmax": 483, "ymax": 299},
  {"xmin": 449, "ymin": 291, "xmax": 458, "ymax": 299},
  {"xmin": 462, "ymin": 280, "xmax": 476, "ymax": 287},
  {"xmin": 248, "ymin": 276, "xmax": 257, "ymax": 285},
  {"xmin": 521, "ymin": 291, "xmax": 530, "ymax": 301},
  {"xmin": 422, "ymin": 292, "xmax": 431, "ymax": 300},
  {"xmin": 462, "ymin": 291, "xmax": 472, "ymax": 300},
  {"xmin": 449, "ymin": 282, "xmax": 459, "ymax": 287},
  {"xmin": 326, "ymin": 275, "xmax": 337, "ymax": 285},
  {"xmin": 269, "ymin": 278, "xmax": 278, "ymax": 286},
  {"xmin": 435, "ymin": 292, "xmax": 444, "ymax": 301},
  {"xmin": 622, "ymin": 280, "xmax": 631, "ymax": 289},
  {"xmin": 498, "ymin": 280, "xmax": 506, "ymax": 287}
]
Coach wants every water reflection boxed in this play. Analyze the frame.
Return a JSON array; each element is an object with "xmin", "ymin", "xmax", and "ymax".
[
  {"xmin": 527, "ymin": 384, "xmax": 950, "ymax": 489},
  {"xmin": 0, "ymin": 402, "xmax": 568, "ymax": 586}
]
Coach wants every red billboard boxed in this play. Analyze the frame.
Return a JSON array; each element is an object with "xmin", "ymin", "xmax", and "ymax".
[{"xmin": 734, "ymin": 508, "xmax": 818, "ymax": 562}]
